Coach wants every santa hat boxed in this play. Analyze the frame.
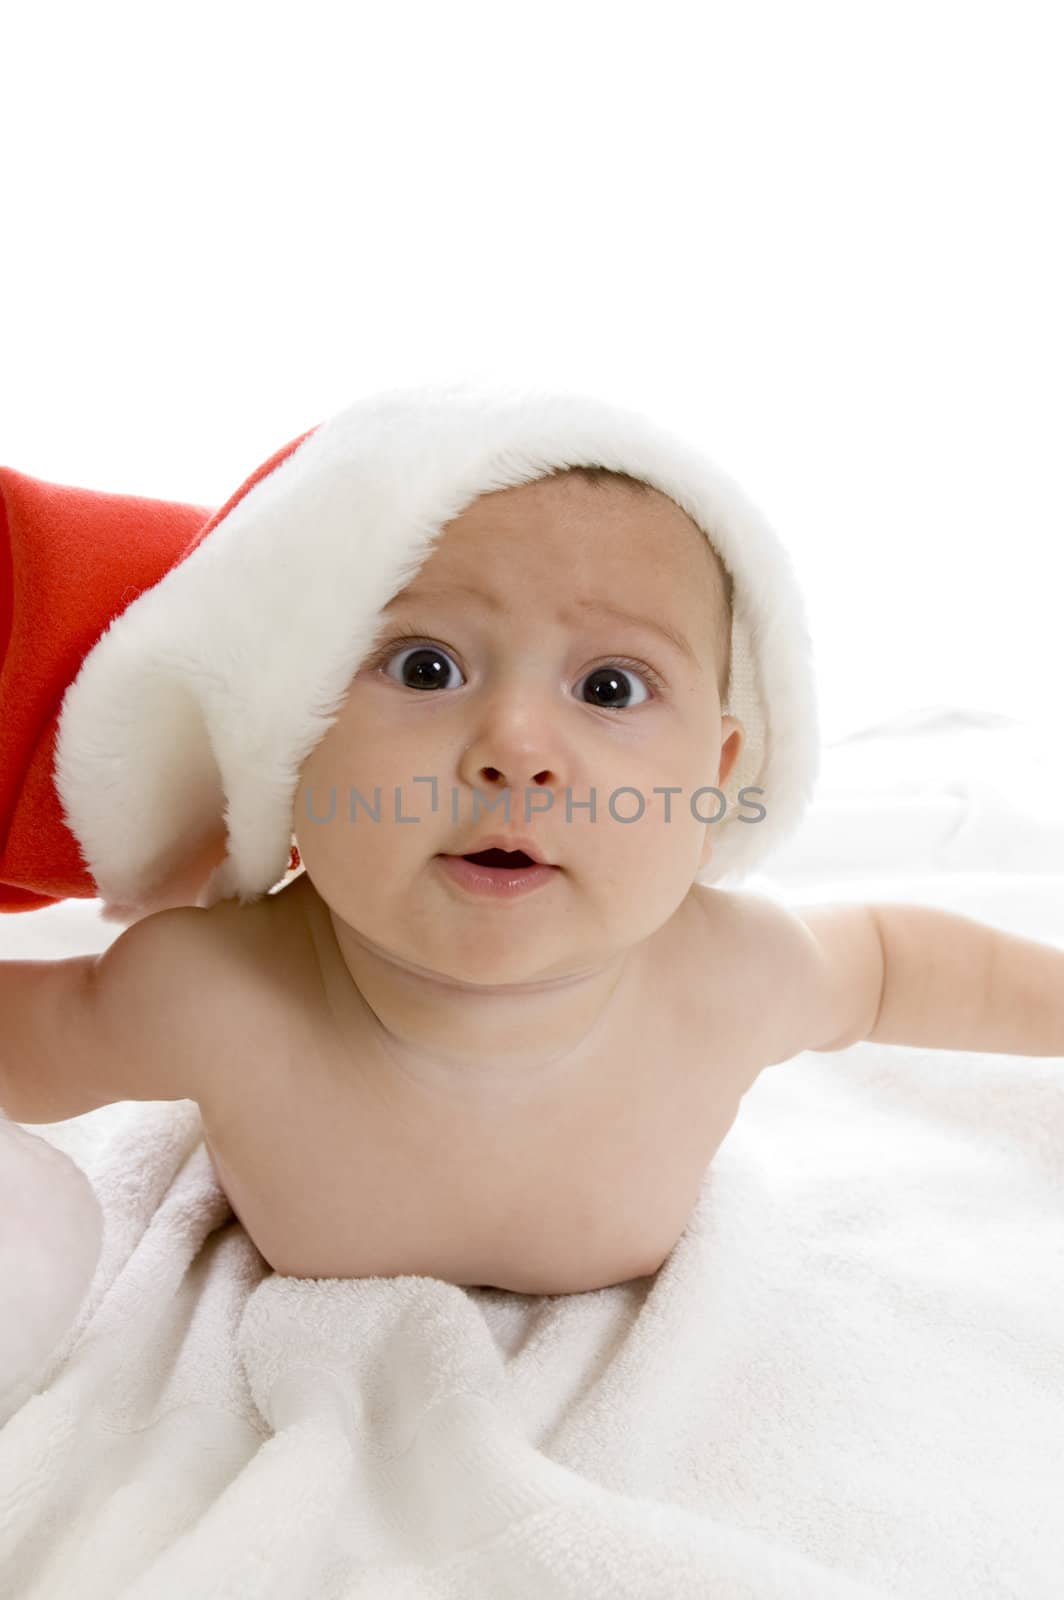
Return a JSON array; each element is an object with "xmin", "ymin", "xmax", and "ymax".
[{"xmin": 0, "ymin": 382, "xmax": 820, "ymax": 924}]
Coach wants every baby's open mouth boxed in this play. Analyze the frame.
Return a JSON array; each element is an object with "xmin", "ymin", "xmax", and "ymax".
[
  {"xmin": 436, "ymin": 845, "xmax": 558, "ymax": 893},
  {"xmin": 462, "ymin": 848, "xmax": 536, "ymax": 869}
]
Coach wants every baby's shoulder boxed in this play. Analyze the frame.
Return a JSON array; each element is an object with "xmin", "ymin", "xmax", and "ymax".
[
  {"xmin": 110, "ymin": 881, "xmax": 321, "ymax": 1106},
  {"xmin": 687, "ymin": 881, "xmax": 808, "ymax": 955},
  {"xmin": 675, "ymin": 883, "xmax": 775, "ymax": 1003},
  {"xmin": 683, "ymin": 882, "xmax": 770, "ymax": 962},
  {"xmin": 189, "ymin": 878, "xmax": 325, "ymax": 1037},
  {"xmin": 680, "ymin": 884, "xmax": 835, "ymax": 1069}
]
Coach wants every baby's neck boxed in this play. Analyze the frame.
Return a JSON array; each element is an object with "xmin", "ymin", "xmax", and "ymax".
[{"xmin": 323, "ymin": 905, "xmax": 637, "ymax": 1100}]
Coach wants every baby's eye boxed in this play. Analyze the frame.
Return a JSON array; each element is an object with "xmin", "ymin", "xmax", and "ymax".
[
  {"xmin": 382, "ymin": 641, "xmax": 465, "ymax": 692},
  {"xmin": 374, "ymin": 637, "xmax": 657, "ymax": 708},
  {"xmin": 576, "ymin": 662, "xmax": 653, "ymax": 710}
]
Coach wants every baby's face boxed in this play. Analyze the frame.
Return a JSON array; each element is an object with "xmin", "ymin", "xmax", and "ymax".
[{"xmin": 294, "ymin": 474, "xmax": 742, "ymax": 986}]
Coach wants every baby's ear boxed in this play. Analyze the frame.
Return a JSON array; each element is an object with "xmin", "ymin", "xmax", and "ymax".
[{"xmin": 718, "ymin": 717, "xmax": 744, "ymax": 787}]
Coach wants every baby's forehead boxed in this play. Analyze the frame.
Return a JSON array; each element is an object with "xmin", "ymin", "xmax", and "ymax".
[
  {"xmin": 388, "ymin": 473, "xmax": 719, "ymax": 619},
  {"xmin": 439, "ymin": 471, "xmax": 710, "ymax": 563}
]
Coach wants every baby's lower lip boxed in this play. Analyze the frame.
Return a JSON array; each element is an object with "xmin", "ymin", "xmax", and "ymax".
[{"xmin": 435, "ymin": 854, "xmax": 559, "ymax": 899}]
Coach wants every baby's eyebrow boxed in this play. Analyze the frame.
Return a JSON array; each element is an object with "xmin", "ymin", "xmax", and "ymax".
[
  {"xmin": 383, "ymin": 582, "xmax": 698, "ymax": 666},
  {"xmin": 573, "ymin": 598, "xmax": 697, "ymax": 666}
]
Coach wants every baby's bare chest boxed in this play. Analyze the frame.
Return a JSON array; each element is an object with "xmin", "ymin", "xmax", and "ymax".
[
  {"xmin": 200, "ymin": 986, "xmax": 754, "ymax": 1296},
  {"xmin": 197, "ymin": 886, "xmax": 761, "ymax": 1293}
]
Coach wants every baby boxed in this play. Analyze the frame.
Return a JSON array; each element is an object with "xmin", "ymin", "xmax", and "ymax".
[{"xmin": 3, "ymin": 442, "xmax": 1063, "ymax": 1299}]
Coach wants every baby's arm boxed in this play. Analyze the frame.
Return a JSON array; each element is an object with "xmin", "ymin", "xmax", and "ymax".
[
  {"xmin": 0, "ymin": 908, "xmax": 208, "ymax": 1124},
  {"xmin": 854, "ymin": 901, "xmax": 1064, "ymax": 1056},
  {"xmin": 734, "ymin": 893, "xmax": 1064, "ymax": 1061}
]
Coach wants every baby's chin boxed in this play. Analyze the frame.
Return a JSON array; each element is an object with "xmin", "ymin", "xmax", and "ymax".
[{"xmin": 317, "ymin": 856, "xmax": 689, "ymax": 983}]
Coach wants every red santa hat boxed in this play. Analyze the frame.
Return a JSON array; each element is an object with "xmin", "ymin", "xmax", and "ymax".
[{"xmin": 0, "ymin": 383, "xmax": 820, "ymax": 924}]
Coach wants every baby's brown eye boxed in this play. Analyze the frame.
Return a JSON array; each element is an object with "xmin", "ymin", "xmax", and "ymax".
[
  {"xmin": 384, "ymin": 643, "xmax": 465, "ymax": 691},
  {"xmin": 578, "ymin": 665, "xmax": 651, "ymax": 710}
]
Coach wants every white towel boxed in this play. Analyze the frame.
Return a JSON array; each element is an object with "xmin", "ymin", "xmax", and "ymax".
[
  {"xmin": 2, "ymin": 712, "xmax": 1063, "ymax": 1598},
  {"xmin": 0, "ymin": 1118, "xmax": 103, "ymax": 1419}
]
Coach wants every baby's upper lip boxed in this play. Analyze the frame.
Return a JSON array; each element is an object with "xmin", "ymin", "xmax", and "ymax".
[{"xmin": 446, "ymin": 835, "xmax": 555, "ymax": 867}]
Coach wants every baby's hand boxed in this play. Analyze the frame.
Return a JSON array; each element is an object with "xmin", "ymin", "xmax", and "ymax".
[{"xmin": 0, "ymin": 1116, "xmax": 103, "ymax": 1419}]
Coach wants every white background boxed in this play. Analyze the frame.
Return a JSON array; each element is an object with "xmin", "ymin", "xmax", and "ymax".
[{"xmin": 2, "ymin": 0, "xmax": 1060, "ymax": 747}]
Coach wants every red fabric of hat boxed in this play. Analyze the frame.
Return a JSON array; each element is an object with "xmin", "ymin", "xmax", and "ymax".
[{"xmin": 0, "ymin": 437, "xmax": 309, "ymax": 913}]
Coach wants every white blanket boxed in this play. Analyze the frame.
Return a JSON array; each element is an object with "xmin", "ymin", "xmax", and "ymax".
[{"xmin": 2, "ymin": 707, "xmax": 1063, "ymax": 1598}]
